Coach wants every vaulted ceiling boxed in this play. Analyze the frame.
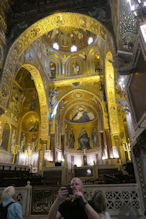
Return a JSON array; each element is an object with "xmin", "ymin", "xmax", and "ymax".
[
  {"xmin": 7, "ymin": 0, "xmax": 113, "ymax": 43},
  {"xmin": 3, "ymin": 0, "xmax": 138, "ymax": 76}
]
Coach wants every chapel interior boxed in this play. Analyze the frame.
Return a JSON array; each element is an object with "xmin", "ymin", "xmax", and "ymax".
[{"xmin": 0, "ymin": 0, "xmax": 146, "ymax": 218}]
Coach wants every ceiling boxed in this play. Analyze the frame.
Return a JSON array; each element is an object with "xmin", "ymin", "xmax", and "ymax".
[
  {"xmin": 5, "ymin": 0, "xmax": 138, "ymax": 75},
  {"xmin": 43, "ymin": 27, "xmax": 97, "ymax": 53},
  {"xmin": 7, "ymin": 0, "xmax": 112, "ymax": 44}
]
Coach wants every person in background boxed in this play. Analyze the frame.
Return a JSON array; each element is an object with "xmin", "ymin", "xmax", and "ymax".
[
  {"xmin": 90, "ymin": 190, "xmax": 111, "ymax": 219},
  {"xmin": 1, "ymin": 186, "xmax": 22, "ymax": 219},
  {"xmin": 48, "ymin": 177, "xmax": 100, "ymax": 219}
]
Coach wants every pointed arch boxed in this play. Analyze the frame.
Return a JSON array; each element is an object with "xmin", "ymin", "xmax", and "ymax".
[
  {"xmin": 0, "ymin": 12, "xmax": 114, "ymax": 109},
  {"xmin": 56, "ymin": 88, "xmax": 105, "ymax": 130},
  {"xmin": 20, "ymin": 64, "xmax": 48, "ymax": 140}
]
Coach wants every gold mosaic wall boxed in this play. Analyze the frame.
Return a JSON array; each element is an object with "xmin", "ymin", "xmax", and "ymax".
[{"xmin": 0, "ymin": 12, "xmax": 128, "ymax": 168}]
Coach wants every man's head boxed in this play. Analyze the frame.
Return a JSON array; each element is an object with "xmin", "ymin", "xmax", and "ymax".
[
  {"xmin": 2, "ymin": 186, "xmax": 16, "ymax": 201},
  {"xmin": 70, "ymin": 177, "xmax": 83, "ymax": 192}
]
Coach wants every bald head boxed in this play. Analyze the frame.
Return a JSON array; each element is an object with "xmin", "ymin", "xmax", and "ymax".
[{"xmin": 71, "ymin": 177, "xmax": 83, "ymax": 192}]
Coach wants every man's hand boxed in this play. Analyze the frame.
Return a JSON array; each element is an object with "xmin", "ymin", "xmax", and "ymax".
[
  {"xmin": 72, "ymin": 190, "xmax": 86, "ymax": 202},
  {"xmin": 57, "ymin": 187, "xmax": 68, "ymax": 201}
]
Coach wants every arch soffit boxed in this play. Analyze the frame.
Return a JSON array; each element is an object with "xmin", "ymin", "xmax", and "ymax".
[
  {"xmin": 47, "ymin": 53, "xmax": 63, "ymax": 63},
  {"xmin": 17, "ymin": 64, "xmax": 49, "ymax": 140},
  {"xmin": 66, "ymin": 56, "xmax": 83, "ymax": 65},
  {"xmin": 105, "ymin": 51, "xmax": 120, "ymax": 135},
  {"xmin": 2, "ymin": 12, "xmax": 113, "ymax": 83},
  {"xmin": 88, "ymin": 47, "xmax": 103, "ymax": 62},
  {"xmin": 105, "ymin": 51, "xmax": 115, "ymax": 91},
  {"xmin": 58, "ymin": 89, "xmax": 103, "ymax": 107}
]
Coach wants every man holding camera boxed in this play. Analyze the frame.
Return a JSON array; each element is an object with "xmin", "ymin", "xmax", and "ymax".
[{"xmin": 48, "ymin": 177, "xmax": 100, "ymax": 219}]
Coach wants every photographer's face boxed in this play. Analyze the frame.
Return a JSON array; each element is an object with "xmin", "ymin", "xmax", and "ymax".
[{"xmin": 71, "ymin": 178, "xmax": 83, "ymax": 192}]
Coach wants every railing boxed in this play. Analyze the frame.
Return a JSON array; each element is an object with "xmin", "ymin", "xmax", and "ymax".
[
  {"xmin": 31, "ymin": 184, "xmax": 143, "ymax": 217},
  {"xmin": 31, "ymin": 186, "xmax": 58, "ymax": 215},
  {"xmin": 84, "ymin": 184, "xmax": 142, "ymax": 216},
  {"xmin": 0, "ymin": 183, "xmax": 143, "ymax": 218}
]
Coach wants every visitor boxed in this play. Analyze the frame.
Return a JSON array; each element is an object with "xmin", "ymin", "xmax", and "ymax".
[
  {"xmin": 90, "ymin": 190, "xmax": 111, "ymax": 219},
  {"xmin": 1, "ymin": 186, "xmax": 22, "ymax": 219},
  {"xmin": 48, "ymin": 177, "xmax": 100, "ymax": 219}
]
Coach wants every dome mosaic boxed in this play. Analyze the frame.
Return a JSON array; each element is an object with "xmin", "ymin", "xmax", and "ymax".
[{"xmin": 44, "ymin": 27, "xmax": 97, "ymax": 53}]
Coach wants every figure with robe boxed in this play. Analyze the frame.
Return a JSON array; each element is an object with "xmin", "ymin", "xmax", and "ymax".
[
  {"xmin": 78, "ymin": 128, "xmax": 90, "ymax": 150},
  {"xmin": 72, "ymin": 62, "xmax": 80, "ymax": 75}
]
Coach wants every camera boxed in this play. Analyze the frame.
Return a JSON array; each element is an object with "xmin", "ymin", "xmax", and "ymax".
[{"xmin": 66, "ymin": 186, "xmax": 73, "ymax": 195}]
